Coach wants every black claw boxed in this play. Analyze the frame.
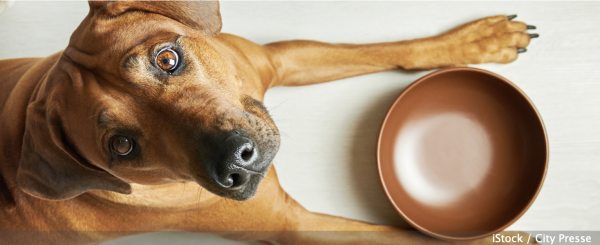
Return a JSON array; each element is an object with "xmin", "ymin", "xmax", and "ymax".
[
  {"xmin": 529, "ymin": 33, "xmax": 539, "ymax": 38},
  {"xmin": 517, "ymin": 48, "xmax": 527, "ymax": 53},
  {"xmin": 527, "ymin": 25, "xmax": 537, "ymax": 30},
  {"xmin": 507, "ymin": 15, "xmax": 517, "ymax": 20}
]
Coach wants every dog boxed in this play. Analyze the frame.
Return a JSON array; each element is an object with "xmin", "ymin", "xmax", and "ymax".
[{"xmin": 0, "ymin": 1, "xmax": 538, "ymax": 244}]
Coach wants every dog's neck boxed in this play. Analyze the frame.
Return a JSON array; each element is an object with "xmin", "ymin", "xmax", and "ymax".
[{"xmin": 87, "ymin": 182, "xmax": 221, "ymax": 210}]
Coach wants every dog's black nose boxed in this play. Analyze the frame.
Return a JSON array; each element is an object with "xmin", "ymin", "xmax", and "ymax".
[{"xmin": 212, "ymin": 134, "xmax": 259, "ymax": 188}]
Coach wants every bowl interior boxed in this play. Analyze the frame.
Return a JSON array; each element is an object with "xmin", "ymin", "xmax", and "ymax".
[{"xmin": 377, "ymin": 68, "xmax": 547, "ymax": 240}]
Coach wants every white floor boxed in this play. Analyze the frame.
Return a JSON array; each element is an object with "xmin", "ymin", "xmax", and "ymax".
[{"xmin": 1, "ymin": 1, "xmax": 599, "ymax": 244}]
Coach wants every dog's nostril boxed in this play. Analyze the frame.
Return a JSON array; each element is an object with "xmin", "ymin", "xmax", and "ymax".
[
  {"xmin": 230, "ymin": 173, "xmax": 240, "ymax": 184},
  {"xmin": 229, "ymin": 173, "xmax": 248, "ymax": 188},
  {"xmin": 241, "ymin": 148, "xmax": 254, "ymax": 161}
]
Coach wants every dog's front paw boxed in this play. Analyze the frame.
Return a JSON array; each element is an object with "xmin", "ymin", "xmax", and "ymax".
[{"xmin": 437, "ymin": 15, "xmax": 538, "ymax": 66}]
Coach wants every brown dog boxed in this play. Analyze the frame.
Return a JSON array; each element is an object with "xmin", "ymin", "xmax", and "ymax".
[{"xmin": 0, "ymin": 1, "xmax": 537, "ymax": 244}]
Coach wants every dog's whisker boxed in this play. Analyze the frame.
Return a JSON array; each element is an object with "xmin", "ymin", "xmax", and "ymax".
[
  {"xmin": 199, "ymin": 187, "xmax": 204, "ymax": 200},
  {"xmin": 266, "ymin": 99, "xmax": 289, "ymax": 113},
  {"xmin": 176, "ymin": 182, "xmax": 186, "ymax": 206},
  {"xmin": 196, "ymin": 186, "xmax": 201, "ymax": 213}
]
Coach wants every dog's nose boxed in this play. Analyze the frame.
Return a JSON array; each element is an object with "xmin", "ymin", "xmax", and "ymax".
[{"xmin": 212, "ymin": 134, "xmax": 259, "ymax": 188}]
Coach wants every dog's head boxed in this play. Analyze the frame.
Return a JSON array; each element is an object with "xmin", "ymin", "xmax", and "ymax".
[{"xmin": 16, "ymin": 1, "xmax": 280, "ymax": 201}]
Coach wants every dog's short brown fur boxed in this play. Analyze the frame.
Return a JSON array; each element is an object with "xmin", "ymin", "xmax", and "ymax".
[{"xmin": 0, "ymin": 2, "xmax": 535, "ymax": 244}]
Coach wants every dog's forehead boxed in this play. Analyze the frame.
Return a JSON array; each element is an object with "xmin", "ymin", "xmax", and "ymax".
[
  {"xmin": 69, "ymin": 11, "xmax": 190, "ymax": 65},
  {"xmin": 66, "ymin": 24, "xmax": 237, "ymax": 99},
  {"xmin": 62, "ymin": 7, "xmax": 245, "ymax": 131}
]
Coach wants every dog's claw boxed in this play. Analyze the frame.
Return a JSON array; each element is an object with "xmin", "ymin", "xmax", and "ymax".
[
  {"xmin": 529, "ymin": 33, "xmax": 539, "ymax": 38},
  {"xmin": 507, "ymin": 15, "xmax": 517, "ymax": 20},
  {"xmin": 527, "ymin": 25, "xmax": 537, "ymax": 30},
  {"xmin": 517, "ymin": 48, "xmax": 527, "ymax": 53}
]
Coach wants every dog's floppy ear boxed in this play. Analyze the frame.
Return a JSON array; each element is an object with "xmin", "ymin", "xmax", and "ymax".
[
  {"xmin": 89, "ymin": 0, "xmax": 222, "ymax": 36},
  {"xmin": 16, "ymin": 99, "xmax": 131, "ymax": 200}
]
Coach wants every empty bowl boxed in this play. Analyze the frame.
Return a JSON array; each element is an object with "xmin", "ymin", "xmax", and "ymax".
[{"xmin": 377, "ymin": 67, "xmax": 548, "ymax": 240}]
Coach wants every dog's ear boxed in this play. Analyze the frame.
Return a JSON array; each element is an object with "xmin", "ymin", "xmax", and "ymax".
[
  {"xmin": 89, "ymin": 1, "xmax": 222, "ymax": 36},
  {"xmin": 16, "ymin": 99, "xmax": 131, "ymax": 200}
]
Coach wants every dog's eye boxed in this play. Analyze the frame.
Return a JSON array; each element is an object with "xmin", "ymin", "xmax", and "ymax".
[
  {"xmin": 111, "ymin": 135, "xmax": 133, "ymax": 156},
  {"xmin": 156, "ymin": 48, "xmax": 179, "ymax": 72}
]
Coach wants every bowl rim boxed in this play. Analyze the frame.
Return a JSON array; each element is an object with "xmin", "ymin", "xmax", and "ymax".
[{"xmin": 376, "ymin": 67, "xmax": 549, "ymax": 241}]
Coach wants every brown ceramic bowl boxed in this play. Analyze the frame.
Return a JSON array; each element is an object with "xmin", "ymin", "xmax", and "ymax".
[{"xmin": 377, "ymin": 67, "xmax": 548, "ymax": 240}]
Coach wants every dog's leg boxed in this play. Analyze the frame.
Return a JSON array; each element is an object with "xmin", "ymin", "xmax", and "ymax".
[
  {"xmin": 260, "ymin": 201, "xmax": 534, "ymax": 245},
  {"xmin": 262, "ymin": 15, "xmax": 534, "ymax": 87},
  {"xmin": 210, "ymin": 168, "xmax": 532, "ymax": 245}
]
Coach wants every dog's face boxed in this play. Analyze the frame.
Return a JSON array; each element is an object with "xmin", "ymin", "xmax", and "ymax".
[{"xmin": 16, "ymin": 1, "xmax": 280, "ymax": 201}]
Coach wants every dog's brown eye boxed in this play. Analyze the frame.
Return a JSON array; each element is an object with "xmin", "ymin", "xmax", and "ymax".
[
  {"xmin": 156, "ymin": 48, "xmax": 178, "ymax": 71},
  {"xmin": 111, "ymin": 136, "xmax": 133, "ymax": 156}
]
